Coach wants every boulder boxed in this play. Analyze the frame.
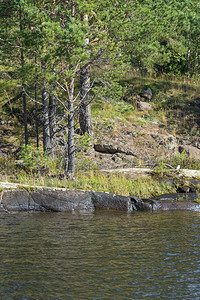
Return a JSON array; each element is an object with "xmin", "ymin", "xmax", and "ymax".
[
  {"xmin": 94, "ymin": 144, "xmax": 117, "ymax": 154},
  {"xmin": 156, "ymin": 192, "xmax": 199, "ymax": 202},
  {"xmin": 92, "ymin": 191, "xmax": 133, "ymax": 211},
  {"xmin": 143, "ymin": 88, "xmax": 153, "ymax": 100},
  {"xmin": 131, "ymin": 193, "xmax": 200, "ymax": 211},
  {"xmin": 130, "ymin": 196, "xmax": 159, "ymax": 211},
  {"xmin": 137, "ymin": 101, "xmax": 154, "ymax": 111},
  {"xmin": 137, "ymin": 88, "xmax": 153, "ymax": 101},
  {"xmin": 155, "ymin": 200, "xmax": 200, "ymax": 211},
  {"xmin": 178, "ymin": 145, "xmax": 200, "ymax": 160},
  {"xmin": 94, "ymin": 144, "xmax": 138, "ymax": 157}
]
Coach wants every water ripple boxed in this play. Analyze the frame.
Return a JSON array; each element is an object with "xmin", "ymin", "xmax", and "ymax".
[{"xmin": 0, "ymin": 210, "xmax": 200, "ymax": 299}]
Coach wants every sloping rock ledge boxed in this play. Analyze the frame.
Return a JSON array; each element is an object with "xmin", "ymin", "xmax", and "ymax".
[{"xmin": 0, "ymin": 182, "xmax": 200, "ymax": 213}]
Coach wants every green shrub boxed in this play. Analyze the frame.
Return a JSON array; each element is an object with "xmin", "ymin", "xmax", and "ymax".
[
  {"xmin": 19, "ymin": 144, "xmax": 57, "ymax": 175},
  {"xmin": 75, "ymin": 133, "xmax": 93, "ymax": 152},
  {"xmin": 160, "ymin": 151, "xmax": 200, "ymax": 170},
  {"xmin": 76, "ymin": 158, "xmax": 98, "ymax": 171}
]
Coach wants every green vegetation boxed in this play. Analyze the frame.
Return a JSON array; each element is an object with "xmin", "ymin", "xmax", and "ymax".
[
  {"xmin": 0, "ymin": 163, "xmax": 176, "ymax": 198},
  {"xmin": 159, "ymin": 151, "xmax": 200, "ymax": 171},
  {"xmin": 0, "ymin": 0, "xmax": 200, "ymax": 195},
  {"xmin": 19, "ymin": 144, "xmax": 58, "ymax": 174},
  {"xmin": 18, "ymin": 185, "xmax": 36, "ymax": 192},
  {"xmin": 1, "ymin": 72, "xmax": 200, "ymax": 196}
]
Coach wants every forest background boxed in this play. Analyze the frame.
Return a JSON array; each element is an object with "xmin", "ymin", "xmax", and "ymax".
[{"xmin": 0, "ymin": 0, "xmax": 200, "ymax": 197}]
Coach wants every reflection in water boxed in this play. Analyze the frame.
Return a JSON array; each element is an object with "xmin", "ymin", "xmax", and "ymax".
[{"xmin": 0, "ymin": 210, "xmax": 200, "ymax": 299}]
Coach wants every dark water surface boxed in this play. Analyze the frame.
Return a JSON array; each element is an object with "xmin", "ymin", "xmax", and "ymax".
[{"xmin": 0, "ymin": 210, "xmax": 200, "ymax": 299}]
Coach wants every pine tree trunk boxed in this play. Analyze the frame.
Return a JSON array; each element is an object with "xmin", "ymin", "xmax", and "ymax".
[
  {"xmin": 79, "ymin": 14, "xmax": 92, "ymax": 136},
  {"xmin": 42, "ymin": 88, "xmax": 51, "ymax": 154},
  {"xmin": 35, "ymin": 86, "xmax": 39, "ymax": 148},
  {"xmin": 20, "ymin": 7, "xmax": 28, "ymax": 146},
  {"xmin": 35, "ymin": 55, "xmax": 39, "ymax": 148},
  {"xmin": 64, "ymin": 2, "xmax": 76, "ymax": 178},
  {"xmin": 79, "ymin": 64, "xmax": 93, "ymax": 135},
  {"xmin": 49, "ymin": 93, "xmax": 56, "ymax": 158},
  {"xmin": 22, "ymin": 88, "xmax": 28, "ymax": 146},
  {"xmin": 65, "ymin": 79, "xmax": 75, "ymax": 179},
  {"xmin": 71, "ymin": 0, "xmax": 75, "ymax": 17}
]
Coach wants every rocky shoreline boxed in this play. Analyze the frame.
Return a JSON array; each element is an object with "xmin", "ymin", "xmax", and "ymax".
[{"xmin": 0, "ymin": 182, "xmax": 200, "ymax": 213}]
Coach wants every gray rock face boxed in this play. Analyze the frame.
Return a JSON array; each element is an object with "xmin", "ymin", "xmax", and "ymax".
[
  {"xmin": 130, "ymin": 196, "xmax": 160, "ymax": 211},
  {"xmin": 156, "ymin": 200, "xmax": 200, "ymax": 211},
  {"xmin": 152, "ymin": 134, "xmax": 177, "ymax": 151},
  {"xmin": 0, "ymin": 188, "xmax": 133, "ymax": 212},
  {"xmin": 0, "ymin": 184, "xmax": 200, "ymax": 213},
  {"xmin": 31, "ymin": 189, "xmax": 94, "ymax": 212},
  {"xmin": 91, "ymin": 191, "xmax": 133, "ymax": 211},
  {"xmin": 131, "ymin": 193, "xmax": 200, "ymax": 211},
  {"xmin": 0, "ymin": 190, "xmax": 41, "ymax": 211}
]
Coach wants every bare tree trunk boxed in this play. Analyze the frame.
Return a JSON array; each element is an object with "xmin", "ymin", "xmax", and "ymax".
[
  {"xmin": 79, "ymin": 64, "xmax": 93, "ymax": 135},
  {"xmin": 22, "ymin": 88, "xmax": 28, "ymax": 146},
  {"xmin": 65, "ymin": 79, "xmax": 75, "ymax": 179},
  {"xmin": 65, "ymin": 2, "xmax": 76, "ymax": 178},
  {"xmin": 71, "ymin": 0, "xmax": 75, "ymax": 17},
  {"xmin": 187, "ymin": 28, "xmax": 192, "ymax": 74},
  {"xmin": 35, "ymin": 55, "xmax": 39, "ymax": 148},
  {"xmin": 20, "ymin": 6, "xmax": 28, "ymax": 146},
  {"xmin": 194, "ymin": 44, "xmax": 199, "ymax": 73},
  {"xmin": 49, "ymin": 93, "xmax": 56, "ymax": 158},
  {"xmin": 79, "ymin": 14, "xmax": 93, "ymax": 136},
  {"xmin": 35, "ymin": 84, "xmax": 39, "ymax": 148},
  {"xmin": 42, "ymin": 88, "xmax": 51, "ymax": 154}
]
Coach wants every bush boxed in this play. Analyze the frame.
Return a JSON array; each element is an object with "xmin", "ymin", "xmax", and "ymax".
[
  {"xmin": 162, "ymin": 151, "xmax": 200, "ymax": 170},
  {"xmin": 19, "ymin": 145, "xmax": 57, "ymax": 175}
]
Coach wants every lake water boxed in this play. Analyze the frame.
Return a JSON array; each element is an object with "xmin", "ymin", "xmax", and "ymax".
[{"xmin": 0, "ymin": 210, "xmax": 200, "ymax": 299}]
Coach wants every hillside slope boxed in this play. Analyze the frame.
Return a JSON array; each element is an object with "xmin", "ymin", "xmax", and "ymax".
[{"xmin": 0, "ymin": 75, "xmax": 200, "ymax": 173}]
